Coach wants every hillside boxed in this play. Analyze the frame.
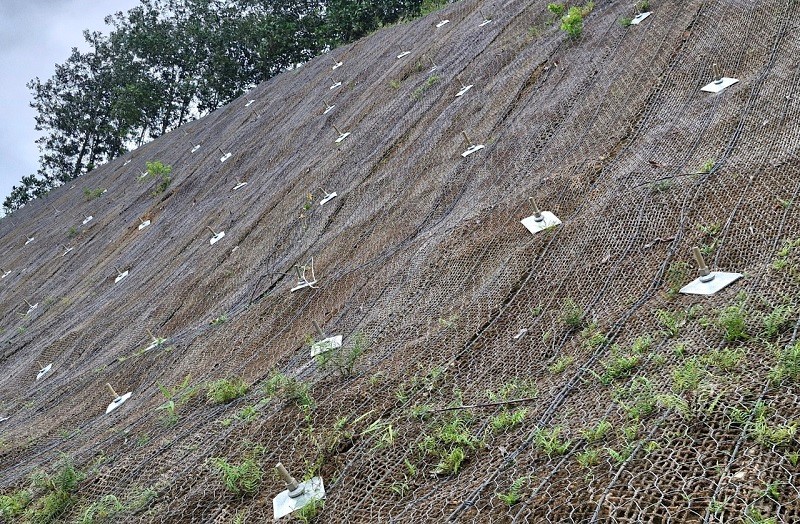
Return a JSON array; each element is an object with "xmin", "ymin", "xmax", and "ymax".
[{"xmin": 2, "ymin": 0, "xmax": 800, "ymax": 522}]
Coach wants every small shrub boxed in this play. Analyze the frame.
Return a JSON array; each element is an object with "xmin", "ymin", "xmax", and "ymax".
[
  {"xmin": 561, "ymin": 298, "xmax": 584, "ymax": 328},
  {"xmin": 620, "ymin": 17, "xmax": 632, "ymax": 27},
  {"xmin": 769, "ymin": 341, "xmax": 800, "ymax": 385},
  {"xmin": 560, "ymin": 4, "xmax": 594, "ymax": 38},
  {"xmin": 210, "ymin": 455, "xmax": 263, "ymax": 496},
  {"xmin": 295, "ymin": 497, "xmax": 324, "ymax": 523},
  {"xmin": 596, "ymin": 347, "xmax": 640, "ymax": 385},
  {"xmin": 497, "ymin": 477, "xmax": 526, "ymax": 506},
  {"xmin": 411, "ymin": 75, "xmax": 440, "ymax": 101},
  {"xmin": 547, "ymin": 3, "xmax": 565, "ymax": 17},
  {"xmin": 718, "ymin": 304, "xmax": 748, "ymax": 342},
  {"xmin": 315, "ymin": 331, "xmax": 369, "ymax": 377},
  {"xmin": 0, "ymin": 490, "xmax": 31, "ymax": 520},
  {"xmin": 762, "ymin": 304, "xmax": 793, "ymax": 339},
  {"xmin": 672, "ymin": 358, "xmax": 704, "ymax": 393},
  {"xmin": 207, "ymin": 377, "xmax": 248, "ymax": 404},
  {"xmin": 581, "ymin": 419, "xmax": 612, "ymax": 443},
  {"xmin": 548, "ymin": 355, "xmax": 574, "ymax": 374},
  {"xmin": 142, "ymin": 161, "xmax": 172, "ymax": 196},
  {"xmin": 576, "ymin": 449, "xmax": 599, "ymax": 468},
  {"xmin": 389, "ymin": 79, "xmax": 401, "ymax": 89},
  {"xmin": 489, "ymin": 408, "xmax": 528, "ymax": 433},
  {"xmin": 532, "ymin": 426, "xmax": 571, "ymax": 456},
  {"xmin": 79, "ymin": 494, "xmax": 123, "ymax": 524},
  {"xmin": 83, "ymin": 187, "xmax": 104, "ymax": 200}
]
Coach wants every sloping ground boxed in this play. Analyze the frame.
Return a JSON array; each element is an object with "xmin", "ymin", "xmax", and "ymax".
[{"xmin": 2, "ymin": 0, "xmax": 800, "ymax": 521}]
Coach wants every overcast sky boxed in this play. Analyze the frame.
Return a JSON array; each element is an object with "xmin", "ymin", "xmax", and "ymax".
[{"xmin": 0, "ymin": 0, "xmax": 141, "ymax": 207}]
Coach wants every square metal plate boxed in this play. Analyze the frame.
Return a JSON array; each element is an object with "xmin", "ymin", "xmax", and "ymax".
[
  {"xmin": 320, "ymin": 192, "xmax": 337, "ymax": 206},
  {"xmin": 436, "ymin": 19, "xmax": 450, "ymax": 28},
  {"xmin": 462, "ymin": 144, "xmax": 485, "ymax": 157},
  {"xmin": 630, "ymin": 12, "xmax": 651, "ymax": 25},
  {"xmin": 324, "ymin": 105, "xmax": 336, "ymax": 115},
  {"xmin": 311, "ymin": 335, "xmax": 343, "ymax": 357},
  {"xmin": 210, "ymin": 232, "xmax": 226, "ymax": 245},
  {"xmin": 332, "ymin": 62, "xmax": 342, "ymax": 70},
  {"xmin": 291, "ymin": 279, "xmax": 318, "ymax": 292},
  {"xmin": 220, "ymin": 153, "xmax": 232, "ymax": 162},
  {"xmin": 233, "ymin": 182, "xmax": 248, "ymax": 190},
  {"xmin": 37, "ymin": 363, "xmax": 53, "ymax": 381},
  {"xmin": 273, "ymin": 477, "xmax": 326, "ymax": 520},
  {"xmin": 191, "ymin": 145, "xmax": 201, "ymax": 153},
  {"xmin": 329, "ymin": 82, "xmax": 342, "ymax": 90},
  {"xmin": 456, "ymin": 85, "xmax": 473, "ymax": 97},
  {"xmin": 680, "ymin": 271, "xmax": 742, "ymax": 295},
  {"xmin": 106, "ymin": 392, "xmax": 132, "ymax": 414},
  {"xmin": 335, "ymin": 132, "xmax": 351, "ymax": 143},
  {"xmin": 245, "ymin": 100, "xmax": 255, "ymax": 107},
  {"xmin": 83, "ymin": 216, "xmax": 93, "ymax": 225},
  {"xmin": 115, "ymin": 271, "xmax": 129, "ymax": 284},
  {"xmin": 701, "ymin": 77, "xmax": 739, "ymax": 93},
  {"xmin": 138, "ymin": 220, "xmax": 151, "ymax": 230},
  {"xmin": 520, "ymin": 211, "xmax": 562, "ymax": 235}
]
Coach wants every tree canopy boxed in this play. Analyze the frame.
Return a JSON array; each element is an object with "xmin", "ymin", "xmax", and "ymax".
[{"xmin": 4, "ymin": 0, "xmax": 439, "ymax": 214}]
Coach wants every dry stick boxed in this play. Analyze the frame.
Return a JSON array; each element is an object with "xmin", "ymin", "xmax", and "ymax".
[{"xmin": 430, "ymin": 396, "xmax": 538, "ymax": 413}]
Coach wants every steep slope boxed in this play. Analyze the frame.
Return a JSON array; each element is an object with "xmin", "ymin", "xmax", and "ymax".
[{"xmin": 2, "ymin": 0, "xmax": 800, "ymax": 522}]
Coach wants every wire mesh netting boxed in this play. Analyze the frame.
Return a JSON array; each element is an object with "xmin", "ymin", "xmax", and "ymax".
[{"xmin": 1, "ymin": 0, "xmax": 800, "ymax": 522}]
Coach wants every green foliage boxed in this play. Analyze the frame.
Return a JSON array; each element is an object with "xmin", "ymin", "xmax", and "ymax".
[
  {"xmin": 580, "ymin": 419, "xmax": 612, "ymax": 443},
  {"xmin": 295, "ymin": 497, "xmax": 324, "ymax": 523},
  {"xmin": 672, "ymin": 357, "xmax": 704, "ymax": 393},
  {"xmin": 419, "ymin": 413, "xmax": 482, "ymax": 475},
  {"xmin": 210, "ymin": 314, "xmax": 228, "ymax": 326},
  {"xmin": 560, "ymin": 298, "xmax": 584, "ymax": 328},
  {"xmin": 207, "ymin": 377, "xmax": 248, "ymax": 404},
  {"xmin": 0, "ymin": 490, "xmax": 31, "ymax": 520},
  {"xmin": 637, "ymin": 0, "xmax": 650, "ymax": 10},
  {"xmin": 580, "ymin": 322, "xmax": 608, "ymax": 349},
  {"xmin": 486, "ymin": 379, "xmax": 538, "ymax": 402},
  {"xmin": 210, "ymin": 453, "xmax": 264, "ymax": 496},
  {"xmin": 595, "ymin": 345, "xmax": 641, "ymax": 385},
  {"xmin": 743, "ymin": 506, "xmax": 777, "ymax": 524},
  {"xmin": 576, "ymin": 449, "xmax": 599, "ymax": 468},
  {"xmin": 263, "ymin": 371, "xmax": 315, "ymax": 412},
  {"xmin": 24, "ymin": 455, "xmax": 85, "ymax": 523},
  {"xmin": 770, "ymin": 341, "xmax": 800, "ymax": 385},
  {"xmin": 772, "ymin": 238, "xmax": 800, "ymax": 277},
  {"xmin": 315, "ymin": 331, "xmax": 369, "ymax": 377},
  {"xmin": 718, "ymin": 304, "xmax": 748, "ymax": 342},
  {"xmin": 606, "ymin": 444, "xmax": 633, "ymax": 464},
  {"xmin": 749, "ymin": 403, "xmax": 796, "ymax": 448},
  {"xmin": 699, "ymin": 160, "xmax": 715, "ymax": 174},
  {"xmin": 762, "ymin": 304, "xmax": 793, "ymax": 339},
  {"xmin": 613, "ymin": 377, "xmax": 656, "ymax": 420},
  {"xmin": 489, "ymin": 408, "xmax": 528, "ymax": 433},
  {"xmin": 389, "ymin": 79, "xmax": 401, "ymax": 89},
  {"xmin": 560, "ymin": 4, "xmax": 594, "ymax": 38},
  {"xmin": 83, "ymin": 187, "xmax": 104, "ymax": 200},
  {"xmin": 497, "ymin": 477, "xmax": 527, "ymax": 506},
  {"xmin": 620, "ymin": 17, "xmax": 632, "ymax": 27},
  {"xmin": 548, "ymin": 355, "xmax": 574, "ymax": 374},
  {"xmin": 67, "ymin": 226, "xmax": 79, "ymax": 238},
  {"xmin": 664, "ymin": 261, "xmax": 690, "ymax": 297},
  {"xmin": 143, "ymin": 161, "xmax": 172, "ymax": 196},
  {"xmin": 532, "ymin": 426, "xmax": 571, "ymax": 456},
  {"xmin": 156, "ymin": 375, "xmax": 197, "ymax": 426},
  {"xmin": 411, "ymin": 75, "xmax": 440, "ymax": 100},
  {"xmin": 547, "ymin": 3, "xmax": 565, "ymax": 17},
  {"xmin": 702, "ymin": 348, "xmax": 744, "ymax": 372},
  {"xmin": 79, "ymin": 494, "xmax": 122, "ymax": 524}
]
